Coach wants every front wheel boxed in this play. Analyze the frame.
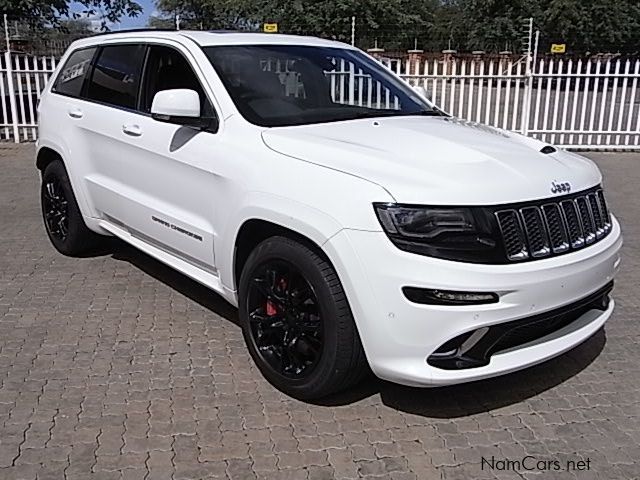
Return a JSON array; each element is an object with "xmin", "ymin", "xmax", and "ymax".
[{"xmin": 238, "ymin": 236, "xmax": 368, "ymax": 400}]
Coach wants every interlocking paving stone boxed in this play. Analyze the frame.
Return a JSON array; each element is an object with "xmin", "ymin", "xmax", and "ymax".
[{"xmin": 1, "ymin": 144, "xmax": 639, "ymax": 479}]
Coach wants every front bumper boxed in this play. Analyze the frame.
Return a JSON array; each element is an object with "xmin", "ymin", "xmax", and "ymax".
[{"xmin": 324, "ymin": 216, "xmax": 622, "ymax": 387}]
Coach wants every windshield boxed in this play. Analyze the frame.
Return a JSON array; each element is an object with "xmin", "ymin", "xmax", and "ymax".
[{"xmin": 203, "ymin": 45, "xmax": 440, "ymax": 127}]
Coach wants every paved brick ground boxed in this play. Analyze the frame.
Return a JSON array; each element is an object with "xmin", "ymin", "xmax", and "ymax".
[{"xmin": 1, "ymin": 144, "xmax": 639, "ymax": 480}]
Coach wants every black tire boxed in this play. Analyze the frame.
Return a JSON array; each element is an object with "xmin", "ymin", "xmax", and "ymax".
[
  {"xmin": 238, "ymin": 236, "xmax": 368, "ymax": 400},
  {"xmin": 41, "ymin": 160, "xmax": 104, "ymax": 256}
]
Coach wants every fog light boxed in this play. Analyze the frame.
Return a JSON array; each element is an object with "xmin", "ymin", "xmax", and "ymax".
[{"xmin": 402, "ymin": 287, "xmax": 499, "ymax": 305}]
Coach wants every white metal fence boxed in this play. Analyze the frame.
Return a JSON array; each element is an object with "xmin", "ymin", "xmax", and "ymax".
[
  {"xmin": 1, "ymin": 51, "xmax": 640, "ymax": 150},
  {"xmin": 0, "ymin": 53, "xmax": 55, "ymax": 141},
  {"xmin": 383, "ymin": 55, "xmax": 640, "ymax": 150}
]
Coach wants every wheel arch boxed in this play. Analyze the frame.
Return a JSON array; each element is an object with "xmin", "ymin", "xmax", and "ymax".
[
  {"xmin": 36, "ymin": 146, "xmax": 64, "ymax": 171},
  {"xmin": 232, "ymin": 218, "xmax": 337, "ymax": 294},
  {"xmin": 222, "ymin": 195, "xmax": 346, "ymax": 295},
  {"xmin": 35, "ymin": 141, "xmax": 103, "ymax": 235}
]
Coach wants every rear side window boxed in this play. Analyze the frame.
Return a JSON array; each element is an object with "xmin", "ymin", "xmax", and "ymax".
[
  {"xmin": 86, "ymin": 44, "xmax": 146, "ymax": 109},
  {"xmin": 52, "ymin": 47, "xmax": 96, "ymax": 97}
]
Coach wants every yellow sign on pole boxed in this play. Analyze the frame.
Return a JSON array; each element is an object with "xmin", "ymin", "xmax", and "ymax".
[
  {"xmin": 551, "ymin": 43, "xmax": 566, "ymax": 53},
  {"xmin": 263, "ymin": 23, "xmax": 278, "ymax": 33}
]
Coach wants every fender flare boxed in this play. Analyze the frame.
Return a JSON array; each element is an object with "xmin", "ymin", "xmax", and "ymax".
[{"xmin": 219, "ymin": 191, "xmax": 345, "ymax": 291}]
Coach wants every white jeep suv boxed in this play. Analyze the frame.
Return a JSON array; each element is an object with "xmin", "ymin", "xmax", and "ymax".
[{"xmin": 36, "ymin": 31, "xmax": 622, "ymax": 399}]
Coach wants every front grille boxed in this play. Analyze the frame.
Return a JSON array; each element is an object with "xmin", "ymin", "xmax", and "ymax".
[
  {"xmin": 541, "ymin": 204, "xmax": 569, "ymax": 253},
  {"xmin": 495, "ymin": 210, "xmax": 528, "ymax": 260},
  {"xmin": 520, "ymin": 206, "xmax": 550, "ymax": 257},
  {"xmin": 496, "ymin": 187, "xmax": 611, "ymax": 262},
  {"xmin": 560, "ymin": 200, "xmax": 585, "ymax": 249}
]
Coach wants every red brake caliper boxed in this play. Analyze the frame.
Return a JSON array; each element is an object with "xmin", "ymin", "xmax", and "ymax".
[
  {"xmin": 266, "ymin": 300, "xmax": 277, "ymax": 316},
  {"xmin": 265, "ymin": 277, "xmax": 287, "ymax": 316}
]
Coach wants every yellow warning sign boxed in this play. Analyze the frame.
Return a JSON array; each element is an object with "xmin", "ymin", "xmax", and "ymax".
[
  {"xmin": 263, "ymin": 23, "xmax": 278, "ymax": 33},
  {"xmin": 551, "ymin": 44, "xmax": 566, "ymax": 53}
]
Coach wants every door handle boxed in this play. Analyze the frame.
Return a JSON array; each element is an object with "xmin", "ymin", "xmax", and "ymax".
[
  {"xmin": 122, "ymin": 124, "xmax": 142, "ymax": 137},
  {"xmin": 67, "ymin": 108, "xmax": 83, "ymax": 119}
]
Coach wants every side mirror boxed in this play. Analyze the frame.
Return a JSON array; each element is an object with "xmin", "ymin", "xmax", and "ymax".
[{"xmin": 151, "ymin": 89, "xmax": 217, "ymax": 131}]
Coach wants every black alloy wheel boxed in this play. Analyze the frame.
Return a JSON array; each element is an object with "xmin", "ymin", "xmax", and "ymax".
[
  {"xmin": 40, "ymin": 159, "xmax": 104, "ymax": 256},
  {"xmin": 238, "ymin": 236, "xmax": 369, "ymax": 400},
  {"xmin": 42, "ymin": 177, "xmax": 69, "ymax": 242},
  {"xmin": 246, "ymin": 260, "xmax": 323, "ymax": 378}
]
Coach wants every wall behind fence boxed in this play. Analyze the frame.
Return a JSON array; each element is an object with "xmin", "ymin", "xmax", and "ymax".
[{"xmin": 1, "ymin": 50, "xmax": 640, "ymax": 150}]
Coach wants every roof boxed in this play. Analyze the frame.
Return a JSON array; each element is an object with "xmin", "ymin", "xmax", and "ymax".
[
  {"xmin": 182, "ymin": 31, "xmax": 350, "ymax": 48},
  {"xmin": 71, "ymin": 30, "xmax": 353, "ymax": 50}
]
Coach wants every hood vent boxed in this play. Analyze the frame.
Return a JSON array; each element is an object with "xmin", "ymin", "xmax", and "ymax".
[{"xmin": 540, "ymin": 145, "xmax": 557, "ymax": 154}]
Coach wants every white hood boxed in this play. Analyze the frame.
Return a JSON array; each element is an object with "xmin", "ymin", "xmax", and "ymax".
[{"xmin": 261, "ymin": 116, "xmax": 601, "ymax": 205}]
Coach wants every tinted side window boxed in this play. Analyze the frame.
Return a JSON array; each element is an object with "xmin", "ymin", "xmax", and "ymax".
[
  {"xmin": 86, "ymin": 44, "xmax": 146, "ymax": 109},
  {"xmin": 52, "ymin": 47, "xmax": 96, "ymax": 97},
  {"xmin": 141, "ymin": 45, "xmax": 214, "ymax": 117}
]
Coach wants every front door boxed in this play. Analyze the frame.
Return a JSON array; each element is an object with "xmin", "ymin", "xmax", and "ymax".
[{"xmin": 82, "ymin": 42, "xmax": 220, "ymax": 272}]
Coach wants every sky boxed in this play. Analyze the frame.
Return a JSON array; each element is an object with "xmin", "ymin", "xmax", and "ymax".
[
  {"xmin": 70, "ymin": 0, "xmax": 157, "ymax": 29},
  {"xmin": 120, "ymin": 0, "xmax": 156, "ymax": 28}
]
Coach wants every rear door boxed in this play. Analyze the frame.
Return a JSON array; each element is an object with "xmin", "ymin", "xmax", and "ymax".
[{"xmin": 43, "ymin": 46, "xmax": 98, "ymax": 216}]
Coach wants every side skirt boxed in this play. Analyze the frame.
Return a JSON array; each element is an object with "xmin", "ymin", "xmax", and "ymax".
[{"xmin": 98, "ymin": 218, "xmax": 238, "ymax": 307}]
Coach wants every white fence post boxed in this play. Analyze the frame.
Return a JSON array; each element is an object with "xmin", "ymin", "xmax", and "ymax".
[
  {"xmin": 521, "ymin": 30, "xmax": 539, "ymax": 136},
  {"xmin": 4, "ymin": 14, "xmax": 19, "ymax": 143},
  {"xmin": 4, "ymin": 54, "xmax": 20, "ymax": 143}
]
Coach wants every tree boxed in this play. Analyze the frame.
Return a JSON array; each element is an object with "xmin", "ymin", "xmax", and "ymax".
[
  {"xmin": 153, "ymin": 0, "xmax": 440, "ymax": 50},
  {"xmin": 152, "ymin": 0, "xmax": 640, "ymax": 53},
  {"xmin": 0, "ymin": 0, "xmax": 142, "ymax": 29},
  {"xmin": 57, "ymin": 18, "xmax": 93, "ymax": 34},
  {"xmin": 541, "ymin": 0, "xmax": 640, "ymax": 53},
  {"xmin": 448, "ymin": 0, "xmax": 640, "ymax": 53},
  {"xmin": 439, "ymin": 0, "xmax": 541, "ymax": 52},
  {"xmin": 151, "ymin": 0, "xmax": 258, "ymax": 30}
]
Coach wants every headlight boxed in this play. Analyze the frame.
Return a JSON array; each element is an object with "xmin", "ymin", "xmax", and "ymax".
[{"xmin": 373, "ymin": 203, "xmax": 504, "ymax": 263}]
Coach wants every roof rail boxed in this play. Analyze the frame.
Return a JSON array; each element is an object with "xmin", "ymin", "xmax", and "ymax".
[
  {"xmin": 205, "ymin": 30, "xmax": 287, "ymax": 34},
  {"xmin": 205, "ymin": 29, "xmax": 261, "ymax": 34},
  {"xmin": 90, "ymin": 27, "xmax": 177, "ymax": 37}
]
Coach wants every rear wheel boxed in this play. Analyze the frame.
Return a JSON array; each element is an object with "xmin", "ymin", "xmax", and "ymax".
[
  {"xmin": 41, "ymin": 160, "xmax": 104, "ymax": 256},
  {"xmin": 238, "ymin": 236, "xmax": 368, "ymax": 400}
]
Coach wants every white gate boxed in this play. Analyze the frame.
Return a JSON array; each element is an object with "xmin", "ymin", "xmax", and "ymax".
[{"xmin": 1, "ymin": 51, "xmax": 640, "ymax": 150}]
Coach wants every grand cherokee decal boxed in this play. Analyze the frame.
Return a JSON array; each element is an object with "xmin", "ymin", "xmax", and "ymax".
[{"xmin": 151, "ymin": 216, "xmax": 203, "ymax": 242}]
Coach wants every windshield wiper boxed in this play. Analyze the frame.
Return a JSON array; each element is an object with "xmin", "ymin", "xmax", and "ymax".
[
  {"xmin": 344, "ymin": 109, "xmax": 442, "ymax": 121},
  {"xmin": 415, "ymin": 110, "xmax": 446, "ymax": 116},
  {"xmin": 395, "ymin": 109, "xmax": 447, "ymax": 117}
]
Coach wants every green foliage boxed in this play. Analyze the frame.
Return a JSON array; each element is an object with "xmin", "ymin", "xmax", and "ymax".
[
  {"xmin": 151, "ymin": 0, "xmax": 640, "ymax": 53},
  {"xmin": 541, "ymin": 0, "xmax": 640, "ymax": 53},
  {"xmin": 151, "ymin": 0, "xmax": 257, "ymax": 30},
  {"xmin": 258, "ymin": 0, "xmax": 438, "ymax": 49},
  {"xmin": 153, "ymin": 0, "xmax": 440, "ymax": 49},
  {"xmin": 0, "ymin": 0, "xmax": 142, "ymax": 28},
  {"xmin": 446, "ymin": 0, "xmax": 640, "ymax": 53},
  {"xmin": 57, "ymin": 18, "xmax": 93, "ymax": 34}
]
